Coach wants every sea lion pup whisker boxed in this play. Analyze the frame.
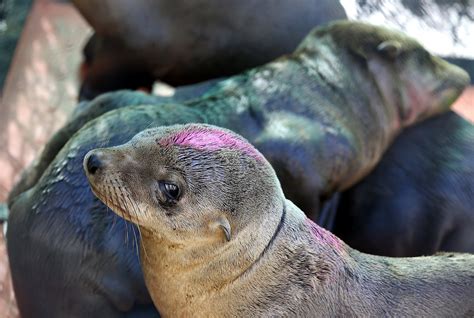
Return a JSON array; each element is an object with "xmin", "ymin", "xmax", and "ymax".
[
  {"xmin": 127, "ymin": 194, "xmax": 147, "ymax": 257},
  {"xmin": 102, "ymin": 183, "xmax": 119, "ymax": 232},
  {"xmin": 105, "ymin": 180, "xmax": 129, "ymax": 239},
  {"xmin": 101, "ymin": 179, "xmax": 134, "ymax": 247},
  {"xmin": 85, "ymin": 124, "xmax": 474, "ymax": 317},
  {"xmin": 125, "ymin": 197, "xmax": 140, "ymax": 257}
]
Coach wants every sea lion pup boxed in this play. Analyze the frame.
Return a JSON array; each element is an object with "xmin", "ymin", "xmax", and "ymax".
[
  {"xmin": 334, "ymin": 111, "xmax": 474, "ymax": 257},
  {"xmin": 73, "ymin": 0, "xmax": 347, "ymax": 99},
  {"xmin": 84, "ymin": 124, "xmax": 474, "ymax": 317},
  {"xmin": 7, "ymin": 22, "xmax": 469, "ymax": 317}
]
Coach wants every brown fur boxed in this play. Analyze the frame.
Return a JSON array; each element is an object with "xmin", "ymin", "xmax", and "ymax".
[{"xmin": 85, "ymin": 124, "xmax": 474, "ymax": 317}]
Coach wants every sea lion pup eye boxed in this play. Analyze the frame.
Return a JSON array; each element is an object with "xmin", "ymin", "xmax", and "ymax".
[{"xmin": 158, "ymin": 181, "xmax": 181, "ymax": 203}]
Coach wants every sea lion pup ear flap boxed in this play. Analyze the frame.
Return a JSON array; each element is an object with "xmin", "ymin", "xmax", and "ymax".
[
  {"xmin": 377, "ymin": 40, "xmax": 402, "ymax": 59},
  {"xmin": 209, "ymin": 215, "xmax": 232, "ymax": 242}
]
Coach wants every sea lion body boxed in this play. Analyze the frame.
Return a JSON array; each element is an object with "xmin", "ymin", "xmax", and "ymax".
[
  {"xmin": 74, "ymin": 0, "xmax": 347, "ymax": 99},
  {"xmin": 7, "ymin": 22, "xmax": 469, "ymax": 317},
  {"xmin": 334, "ymin": 111, "xmax": 474, "ymax": 256},
  {"xmin": 85, "ymin": 124, "xmax": 474, "ymax": 317}
]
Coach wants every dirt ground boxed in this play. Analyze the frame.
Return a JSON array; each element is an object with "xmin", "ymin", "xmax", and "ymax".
[{"xmin": 0, "ymin": 0, "xmax": 473, "ymax": 316}]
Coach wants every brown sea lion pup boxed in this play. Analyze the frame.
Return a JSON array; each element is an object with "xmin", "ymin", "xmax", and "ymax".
[{"xmin": 84, "ymin": 124, "xmax": 474, "ymax": 317}]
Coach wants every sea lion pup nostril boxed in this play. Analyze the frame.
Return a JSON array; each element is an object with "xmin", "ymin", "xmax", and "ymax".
[
  {"xmin": 86, "ymin": 123, "xmax": 474, "ymax": 317},
  {"xmin": 85, "ymin": 152, "xmax": 103, "ymax": 175}
]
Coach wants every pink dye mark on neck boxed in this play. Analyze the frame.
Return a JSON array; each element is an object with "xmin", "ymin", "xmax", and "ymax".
[
  {"xmin": 160, "ymin": 126, "xmax": 264, "ymax": 161},
  {"xmin": 305, "ymin": 218, "xmax": 344, "ymax": 252}
]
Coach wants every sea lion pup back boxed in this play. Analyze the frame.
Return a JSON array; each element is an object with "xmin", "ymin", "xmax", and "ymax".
[{"xmin": 85, "ymin": 124, "xmax": 474, "ymax": 317}]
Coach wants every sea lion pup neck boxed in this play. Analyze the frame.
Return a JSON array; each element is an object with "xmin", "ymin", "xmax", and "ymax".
[{"xmin": 85, "ymin": 124, "xmax": 474, "ymax": 317}]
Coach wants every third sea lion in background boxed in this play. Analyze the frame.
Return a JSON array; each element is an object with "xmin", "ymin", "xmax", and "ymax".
[
  {"xmin": 7, "ymin": 22, "xmax": 469, "ymax": 317},
  {"xmin": 85, "ymin": 123, "xmax": 474, "ymax": 317},
  {"xmin": 334, "ymin": 111, "xmax": 474, "ymax": 257},
  {"xmin": 73, "ymin": 0, "xmax": 347, "ymax": 99}
]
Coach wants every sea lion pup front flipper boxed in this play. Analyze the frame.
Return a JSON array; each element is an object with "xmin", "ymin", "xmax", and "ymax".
[{"xmin": 84, "ymin": 123, "xmax": 474, "ymax": 317}]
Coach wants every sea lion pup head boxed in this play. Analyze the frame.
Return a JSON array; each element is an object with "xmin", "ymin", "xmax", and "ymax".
[
  {"xmin": 297, "ymin": 21, "xmax": 470, "ymax": 126},
  {"xmin": 83, "ymin": 124, "xmax": 284, "ymax": 245}
]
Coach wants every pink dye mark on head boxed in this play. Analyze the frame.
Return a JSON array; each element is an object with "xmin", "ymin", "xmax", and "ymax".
[
  {"xmin": 160, "ymin": 126, "xmax": 264, "ymax": 161},
  {"xmin": 305, "ymin": 218, "xmax": 344, "ymax": 252}
]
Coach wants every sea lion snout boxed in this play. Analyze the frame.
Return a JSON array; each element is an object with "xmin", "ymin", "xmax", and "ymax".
[
  {"xmin": 83, "ymin": 148, "xmax": 133, "ymax": 177},
  {"xmin": 83, "ymin": 149, "xmax": 112, "ymax": 178},
  {"xmin": 84, "ymin": 152, "xmax": 103, "ymax": 175},
  {"xmin": 83, "ymin": 147, "xmax": 145, "ymax": 225},
  {"xmin": 83, "ymin": 149, "xmax": 122, "ymax": 183},
  {"xmin": 396, "ymin": 56, "xmax": 470, "ymax": 125},
  {"xmin": 432, "ymin": 57, "xmax": 470, "ymax": 104}
]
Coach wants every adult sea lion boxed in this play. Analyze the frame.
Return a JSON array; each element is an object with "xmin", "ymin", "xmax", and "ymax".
[
  {"xmin": 73, "ymin": 0, "xmax": 347, "ymax": 99},
  {"xmin": 85, "ymin": 123, "xmax": 474, "ymax": 317},
  {"xmin": 7, "ymin": 22, "xmax": 469, "ymax": 317},
  {"xmin": 334, "ymin": 111, "xmax": 474, "ymax": 257}
]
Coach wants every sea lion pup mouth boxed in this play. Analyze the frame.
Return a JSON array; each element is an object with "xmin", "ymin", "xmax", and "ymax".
[{"xmin": 84, "ymin": 124, "xmax": 283, "ymax": 247}]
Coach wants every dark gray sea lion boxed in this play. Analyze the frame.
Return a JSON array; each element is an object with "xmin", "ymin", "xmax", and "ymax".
[
  {"xmin": 334, "ymin": 111, "xmax": 474, "ymax": 257},
  {"xmin": 73, "ymin": 0, "xmax": 347, "ymax": 99},
  {"xmin": 85, "ymin": 123, "xmax": 474, "ymax": 317},
  {"xmin": 7, "ymin": 22, "xmax": 469, "ymax": 317},
  {"xmin": 78, "ymin": 34, "xmax": 156, "ymax": 100}
]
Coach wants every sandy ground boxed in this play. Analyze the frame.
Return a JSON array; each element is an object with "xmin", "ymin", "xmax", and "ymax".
[{"xmin": 0, "ymin": 1, "xmax": 473, "ymax": 316}]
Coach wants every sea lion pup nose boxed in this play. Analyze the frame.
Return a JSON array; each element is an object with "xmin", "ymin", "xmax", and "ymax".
[
  {"xmin": 84, "ymin": 152, "xmax": 103, "ymax": 175},
  {"xmin": 85, "ymin": 124, "xmax": 474, "ymax": 317}
]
